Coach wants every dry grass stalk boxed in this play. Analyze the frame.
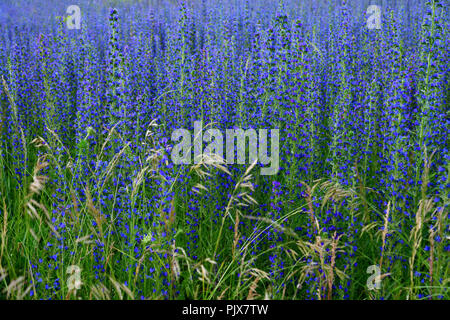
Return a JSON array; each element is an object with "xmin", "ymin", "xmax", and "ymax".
[
  {"xmin": 409, "ymin": 197, "xmax": 434, "ymax": 296},
  {"xmin": 22, "ymin": 154, "xmax": 61, "ymax": 237},
  {"xmin": 217, "ymin": 287, "xmax": 229, "ymax": 300},
  {"xmin": 196, "ymin": 264, "xmax": 211, "ymax": 284},
  {"xmin": 420, "ymin": 148, "xmax": 436, "ymax": 200},
  {"xmin": 3, "ymin": 275, "xmax": 32, "ymax": 299},
  {"xmin": 232, "ymin": 209, "xmax": 241, "ymax": 258},
  {"xmin": 190, "ymin": 152, "xmax": 231, "ymax": 178},
  {"xmin": 320, "ymin": 180, "xmax": 355, "ymax": 211},
  {"xmin": 327, "ymin": 232, "xmax": 342, "ymax": 300},
  {"xmin": 213, "ymin": 160, "xmax": 257, "ymax": 259},
  {"xmin": 31, "ymin": 137, "xmax": 48, "ymax": 149},
  {"xmin": 0, "ymin": 266, "xmax": 7, "ymax": 282},
  {"xmin": 379, "ymin": 201, "xmax": 390, "ymax": 268},
  {"xmin": 354, "ymin": 162, "xmax": 370, "ymax": 222},
  {"xmin": 28, "ymin": 156, "xmax": 49, "ymax": 196},
  {"xmin": 75, "ymin": 234, "xmax": 93, "ymax": 245},
  {"xmin": 90, "ymin": 283, "xmax": 111, "ymax": 300},
  {"xmin": 110, "ymin": 276, "xmax": 134, "ymax": 300},
  {"xmin": 46, "ymin": 128, "xmax": 74, "ymax": 164},
  {"xmin": 69, "ymin": 187, "xmax": 80, "ymax": 221},
  {"xmin": 1, "ymin": 198, "xmax": 7, "ymax": 268},
  {"xmin": 95, "ymin": 122, "xmax": 121, "ymax": 167},
  {"xmin": 130, "ymin": 165, "xmax": 149, "ymax": 203},
  {"xmin": 296, "ymin": 232, "xmax": 347, "ymax": 300},
  {"xmin": 1, "ymin": 75, "xmax": 18, "ymax": 125},
  {"xmin": 85, "ymin": 186, "xmax": 106, "ymax": 238},
  {"xmin": 300, "ymin": 180, "xmax": 320, "ymax": 234},
  {"xmin": 99, "ymin": 142, "xmax": 131, "ymax": 191},
  {"xmin": 428, "ymin": 228, "xmax": 435, "ymax": 300},
  {"xmin": 243, "ymin": 215, "xmax": 298, "ymax": 238}
]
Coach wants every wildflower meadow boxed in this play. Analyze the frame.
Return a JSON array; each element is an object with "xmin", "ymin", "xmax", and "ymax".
[{"xmin": 0, "ymin": 0, "xmax": 448, "ymax": 301}]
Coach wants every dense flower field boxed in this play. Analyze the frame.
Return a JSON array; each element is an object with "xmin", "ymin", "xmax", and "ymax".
[{"xmin": 0, "ymin": 0, "xmax": 448, "ymax": 300}]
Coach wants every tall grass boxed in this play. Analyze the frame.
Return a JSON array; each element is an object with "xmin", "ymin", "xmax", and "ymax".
[{"xmin": 0, "ymin": 0, "xmax": 448, "ymax": 300}]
